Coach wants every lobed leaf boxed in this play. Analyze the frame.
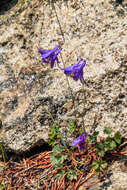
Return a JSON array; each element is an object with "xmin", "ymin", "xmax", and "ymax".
[
  {"xmin": 114, "ymin": 131, "xmax": 121, "ymax": 144},
  {"xmin": 104, "ymin": 127, "xmax": 112, "ymax": 135}
]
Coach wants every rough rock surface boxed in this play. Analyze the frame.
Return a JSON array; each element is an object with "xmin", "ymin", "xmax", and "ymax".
[
  {"xmin": 0, "ymin": 0, "xmax": 127, "ymax": 189},
  {"xmin": 0, "ymin": 0, "xmax": 127, "ymax": 149},
  {"xmin": 79, "ymin": 159, "xmax": 127, "ymax": 190},
  {"xmin": 0, "ymin": 0, "xmax": 127, "ymax": 151}
]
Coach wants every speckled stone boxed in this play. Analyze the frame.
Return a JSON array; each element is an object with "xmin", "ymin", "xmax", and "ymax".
[
  {"xmin": 0, "ymin": 0, "xmax": 127, "ymax": 189},
  {"xmin": 0, "ymin": 0, "xmax": 127, "ymax": 152}
]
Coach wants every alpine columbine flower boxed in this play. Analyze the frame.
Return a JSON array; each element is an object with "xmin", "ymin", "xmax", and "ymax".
[
  {"xmin": 38, "ymin": 45, "xmax": 62, "ymax": 68},
  {"xmin": 63, "ymin": 59, "xmax": 86, "ymax": 82},
  {"xmin": 71, "ymin": 132, "xmax": 87, "ymax": 151}
]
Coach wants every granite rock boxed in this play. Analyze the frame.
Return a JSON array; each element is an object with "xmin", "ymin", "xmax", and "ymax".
[
  {"xmin": 0, "ymin": 0, "xmax": 127, "ymax": 155},
  {"xmin": 0, "ymin": 0, "xmax": 127, "ymax": 189}
]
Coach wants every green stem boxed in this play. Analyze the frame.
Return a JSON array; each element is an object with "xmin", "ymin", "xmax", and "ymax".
[
  {"xmin": 81, "ymin": 82, "xmax": 87, "ymax": 133},
  {"xmin": 0, "ymin": 144, "xmax": 6, "ymax": 163},
  {"xmin": 46, "ymin": 108, "xmax": 72, "ymax": 157},
  {"xmin": 51, "ymin": 0, "xmax": 74, "ymax": 101},
  {"xmin": 59, "ymin": 133, "xmax": 72, "ymax": 157},
  {"xmin": 51, "ymin": 0, "xmax": 65, "ymax": 43},
  {"xmin": 46, "ymin": 108, "xmax": 56, "ymax": 124}
]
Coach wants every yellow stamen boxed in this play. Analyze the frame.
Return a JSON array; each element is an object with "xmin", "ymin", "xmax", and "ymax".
[
  {"xmin": 45, "ymin": 58, "xmax": 49, "ymax": 62},
  {"xmin": 70, "ymin": 73, "xmax": 74, "ymax": 77}
]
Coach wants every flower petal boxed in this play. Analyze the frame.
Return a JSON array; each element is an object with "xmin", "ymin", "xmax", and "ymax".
[
  {"xmin": 71, "ymin": 136, "xmax": 82, "ymax": 146},
  {"xmin": 38, "ymin": 45, "xmax": 61, "ymax": 68},
  {"xmin": 63, "ymin": 59, "xmax": 86, "ymax": 82},
  {"xmin": 71, "ymin": 132, "xmax": 87, "ymax": 151}
]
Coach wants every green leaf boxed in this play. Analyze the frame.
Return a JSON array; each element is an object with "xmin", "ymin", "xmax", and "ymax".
[
  {"xmin": 88, "ymin": 135, "xmax": 96, "ymax": 143},
  {"xmin": 47, "ymin": 139, "xmax": 57, "ymax": 147},
  {"xmin": 104, "ymin": 127, "xmax": 112, "ymax": 135},
  {"xmin": 60, "ymin": 154, "xmax": 67, "ymax": 164},
  {"xmin": 50, "ymin": 155, "xmax": 62, "ymax": 167},
  {"xmin": 0, "ymin": 144, "xmax": 6, "ymax": 163},
  {"xmin": 48, "ymin": 125, "xmax": 61, "ymax": 146},
  {"xmin": 98, "ymin": 151, "xmax": 105, "ymax": 157},
  {"xmin": 100, "ymin": 162, "xmax": 107, "ymax": 170},
  {"xmin": 56, "ymin": 170, "xmax": 65, "ymax": 179},
  {"xmin": 50, "ymin": 154, "xmax": 58, "ymax": 165},
  {"xmin": 52, "ymin": 145, "xmax": 62, "ymax": 156},
  {"xmin": 104, "ymin": 145, "xmax": 109, "ymax": 152},
  {"xmin": 67, "ymin": 169, "xmax": 77, "ymax": 181},
  {"xmin": 88, "ymin": 135, "xmax": 92, "ymax": 142},
  {"xmin": 50, "ymin": 153, "xmax": 67, "ymax": 169},
  {"xmin": 93, "ymin": 131, "xmax": 99, "ymax": 137},
  {"xmin": 92, "ymin": 161, "xmax": 99, "ymax": 170},
  {"xmin": 69, "ymin": 119, "xmax": 75, "ymax": 133},
  {"xmin": 95, "ymin": 168, "xmax": 100, "ymax": 172},
  {"xmin": 114, "ymin": 131, "xmax": 121, "ymax": 144},
  {"xmin": 96, "ymin": 142, "xmax": 104, "ymax": 150},
  {"xmin": 109, "ymin": 140, "xmax": 117, "ymax": 150},
  {"xmin": 49, "ymin": 125, "xmax": 60, "ymax": 136},
  {"xmin": 92, "ymin": 137, "xmax": 97, "ymax": 142},
  {"xmin": 55, "ymin": 164, "xmax": 62, "ymax": 170},
  {"xmin": 105, "ymin": 136, "xmax": 112, "ymax": 144},
  {"xmin": 55, "ymin": 165, "xmax": 63, "ymax": 170},
  {"xmin": 79, "ymin": 128, "xmax": 85, "ymax": 134},
  {"xmin": 49, "ymin": 125, "xmax": 57, "ymax": 133}
]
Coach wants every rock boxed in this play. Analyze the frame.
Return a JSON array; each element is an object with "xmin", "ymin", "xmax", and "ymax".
[
  {"xmin": 0, "ymin": 1, "xmax": 127, "ymax": 189},
  {"xmin": 0, "ymin": 0, "xmax": 17, "ymax": 15},
  {"xmin": 0, "ymin": 0, "xmax": 127, "ymax": 156},
  {"xmin": 78, "ymin": 157, "xmax": 127, "ymax": 190},
  {"xmin": 120, "ymin": 161, "xmax": 127, "ymax": 173}
]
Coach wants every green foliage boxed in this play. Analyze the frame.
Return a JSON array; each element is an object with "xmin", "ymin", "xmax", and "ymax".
[
  {"xmin": 56, "ymin": 170, "xmax": 66, "ymax": 179},
  {"xmin": 66, "ymin": 169, "xmax": 77, "ymax": 181},
  {"xmin": 68, "ymin": 119, "xmax": 85, "ymax": 137},
  {"xmin": 48, "ymin": 121, "xmax": 123, "ymax": 180},
  {"xmin": 104, "ymin": 127, "xmax": 112, "ymax": 135},
  {"xmin": 49, "ymin": 123, "xmax": 78, "ymax": 180},
  {"xmin": 48, "ymin": 125, "xmax": 67, "ymax": 170},
  {"xmin": 95, "ymin": 127, "xmax": 122, "ymax": 159},
  {"xmin": 0, "ymin": 144, "xmax": 6, "ymax": 163},
  {"xmin": 50, "ymin": 143, "xmax": 78, "ymax": 181},
  {"xmin": 69, "ymin": 119, "xmax": 76, "ymax": 134},
  {"xmin": 50, "ymin": 145, "xmax": 67, "ymax": 170},
  {"xmin": 114, "ymin": 131, "xmax": 122, "ymax": 144},
  {"xmin": 52, "ymin": 144, "xmax": 62, "ymax": 156},
  {"xmin": 48, "ymin": 125, "xmax": 60, "ymax": 146},
  {"xmin": 92, "ymin": 160, "xmax": 107, "ymax": 173},
  {"xmin": 79, "ymin": 128, "xmax": 85, "ymax": 134},
  {"xmin": 88, "ymin": 131, "xmax": 99, "ymax": 144}
]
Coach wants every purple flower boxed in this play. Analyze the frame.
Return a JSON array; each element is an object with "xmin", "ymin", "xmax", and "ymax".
[
  {"xmin": 63, "ymin": 59, "xmax": 86, "ymax": 82},
  {"xmin": 71, "ymin": 132, "xmax": 87, "ymax": 151},
  {"xmin": 38, "ymin": 45, "xmax": 62, "ymax": 68}
]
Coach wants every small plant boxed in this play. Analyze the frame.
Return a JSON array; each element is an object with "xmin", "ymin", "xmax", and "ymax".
[
  {"xmin": 48, "ymin": 123, "xmax": 125, "ymax": 185},
  {"xmin": 88, "ymin": 131, "xmax": 99, "ymax": 144},
  {"xmin": 39, "ymin": 38, "xmax": 126, "ymax": 188},
  {"xmin": 48, "ymin": 124, "xmax": 61, "ymax": 147},
  {"xmin": 95, "ymin": 127, "xmax": 122, "ymax": 158},
  {"xmin": 1, "ymin": 1, "xmax": 127, "ymax": 189},
  {"xmin": 66, "ymin": 168, "xmax": 77, "ymax": 181},
  {"xmin": 50, "ymin": 144, "xmax": 67, "ymax": 170},
  {"xmin": 92, "ymin": 160, "xmax": 107, "ymax": 173},
  {"xmin": 69, "ymin": 119, "xmax": 76, "ymax": 134}
]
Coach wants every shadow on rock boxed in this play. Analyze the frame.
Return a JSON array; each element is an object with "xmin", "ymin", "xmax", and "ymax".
[{"xmin": 0, "ymin": 0, "xmax": 18, "ymax": 15}]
